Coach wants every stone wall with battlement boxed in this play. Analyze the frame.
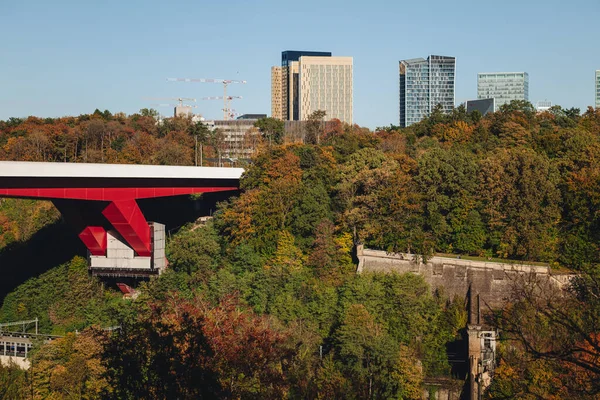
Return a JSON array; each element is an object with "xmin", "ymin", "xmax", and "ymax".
[{"xmin": 357, "ymin": 246, "xmax": 573, "ymax": 308}]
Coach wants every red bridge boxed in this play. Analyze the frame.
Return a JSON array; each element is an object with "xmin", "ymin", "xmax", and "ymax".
[{"xmin": 0, "ymin": 161, "xmax": 243, "ymax": 276}]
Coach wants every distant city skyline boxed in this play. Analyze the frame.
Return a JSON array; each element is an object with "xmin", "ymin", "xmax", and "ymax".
[{"xmin": 1, "ymin": 0, "xmax": 599, "ymax": 128}]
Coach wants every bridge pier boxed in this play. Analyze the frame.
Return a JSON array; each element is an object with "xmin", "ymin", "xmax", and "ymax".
[{"xmin": 102, "ymin": 199, "xmax": 152, "ymax": 257}]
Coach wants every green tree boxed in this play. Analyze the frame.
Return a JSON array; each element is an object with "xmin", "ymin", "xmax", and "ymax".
[
  {"xmin": 255, "ymin": 117, "xmax": 285, "ymax": 145},
  {"xmin": 306, "ymin": 110, "xmax": 327, "ymax": 145},
  {"xmin": 0, "ymin": 363, "xmax": 28, "ymax": 399},
  {"xmin": 336, "ymin": 304, "xmax": 423, "ymax": 399},
  {"xmin": 188, "ymin": 121, "xmax": 211, "ymax": 166},
  {"xmin": 167, "ymin": 223, "xmax": 221, "ymax": 275},
  {"xmin": 139, "ymin": 108, "xmax": 159, "ymax": 118},
  {"xmin": 416, "ymin": 147, "xmax": 484, "ymax": 254}
]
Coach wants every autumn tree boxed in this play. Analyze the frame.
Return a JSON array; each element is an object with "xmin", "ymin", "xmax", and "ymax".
[
  {"xmin": 104, "ymin": 294, "xmax": 295, "ymax": 399},
  {"xmin": 479, "ymin": 147, "xmax": 560, "ymax": 260},
  {"xmin": 490, "ymin": 270, "xmax": 600, "ymax": 398},
  {"xmin": 31, "ymin": 329, "xmax": 110, "ymax": 399}
]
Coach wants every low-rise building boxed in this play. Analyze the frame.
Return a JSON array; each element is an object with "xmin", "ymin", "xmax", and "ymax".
[{"xmin": 202, "ymin": 119, "xmax": 260, "ymax": 160}]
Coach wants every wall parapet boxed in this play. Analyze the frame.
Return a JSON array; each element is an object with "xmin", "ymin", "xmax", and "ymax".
[{"xmin": 356, "ymin": 245, "xmax": 573, "ymax": 308}]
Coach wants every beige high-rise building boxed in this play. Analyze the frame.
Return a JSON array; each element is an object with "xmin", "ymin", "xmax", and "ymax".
[
  {"xmin": 271, "ymin": 66, "xmax": 284, "ymax": 120},
  {"xmin": 271, "ymin": 51, "xmax": 353, "ymax": 124},
  {"xmin": 298, "ymin": 56, "xmax": 353, "ymax": 124}
]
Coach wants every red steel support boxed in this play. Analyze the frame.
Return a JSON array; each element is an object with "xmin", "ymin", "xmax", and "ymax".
[
  {"xmin": 102, "ymin": 200, "xmax": 151, "ymax": 257},
  {"xmin": 79, "ymin": 226, "xmax": 107, "ymax": 256},
  {"xmin": 0, "ymin": 186, "xmax": 238, "ymax": 201}
]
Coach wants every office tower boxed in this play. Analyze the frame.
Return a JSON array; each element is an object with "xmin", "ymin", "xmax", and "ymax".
[
  {"xmin": 596, "ymin": 70, "xmax": 600, "ymax": 109},
  {"xmin": 271, "ymin": 66, "xmax": 284, "ymax": 120},
  {"xmin": 477, "ymin": 72, "xmax": 529, "ymax": 111},
  {"xmin": 271, "ymin": 51, "xmax": 353, "ymax": 124},
  {"xmin": 298, "ymin": 56, "xmax": 353, "ymax": 124},
  {"xmin": 399, "ymin": 55, "xmax": 456, "ymax": 127},
  {"xmin": 271, "ymin": 51, "xmax": 331, "ymax": 121}
]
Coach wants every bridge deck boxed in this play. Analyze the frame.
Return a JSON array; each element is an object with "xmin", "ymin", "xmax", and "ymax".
[
  {"xmin": 0, "ymin": 161, "xmax": 243, "ymax": 180},
  {"xmin": 0, "ymin": 161, "xmax": 243, "ymax": 200}
]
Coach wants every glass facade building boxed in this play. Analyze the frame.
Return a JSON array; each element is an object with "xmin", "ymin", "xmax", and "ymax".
[
  {"xmin": 399, "ymin": 55, "xmax": 455, "ymax": 127},
  {"xmin": 281, "ymin": 51, "xmax": 331, "ymax": 67},
  {"xmin": 477, "ymin": 72, "xmax": 529, "ymax": 111},
  {"xmin": 466, "ymin": 98, "xmax": 495, "ymax": 116},
  {"xmin": 596, "ymin": 70, "xmax": 600, "ymax": 109}
]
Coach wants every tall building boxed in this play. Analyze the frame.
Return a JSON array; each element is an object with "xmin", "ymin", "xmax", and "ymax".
[
  {"xmin": 271, "ymin": 66, "xmax": 284, "ymax": 120},
  {"xmin": 298, "ymin": 56, "xmax": 353, "ymax": 123},
  {"xmin": 399, "ymin": 55, "xmax": 456, "ymax": 127},
  {"xmin": 271, "ymin": 51, "xmax": 331, "ymax": 121},
  {"xmin": 596, "ymin": 70, "xmax": 600, "ymax": 109},
  {"xmin": 477, "ymin": 72, "xmax": 529, "ymax": 111},
  {"xmin": 271, "ymin": 51, "xmax": 353, "ymax": 124}
]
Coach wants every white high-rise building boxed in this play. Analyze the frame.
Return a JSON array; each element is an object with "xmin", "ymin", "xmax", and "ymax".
[{"xmin": 477, "ymin": 72, "xmax": 529, "ymax": 111}]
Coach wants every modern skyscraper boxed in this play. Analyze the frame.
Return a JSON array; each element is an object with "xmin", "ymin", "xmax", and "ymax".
[
  {"xmin": 271, "ymin": 51, "xmax": 331, "ymax": 121},
  {"xmin": 477, "ymin": 72, "xmax": 529, "ymax": 111},
  {"xmin": 298, "ymin": 56, "xmax": 353, "ymax": 124},
  {"xmin": 271, "ymin": 51, "xmax": 353, "ymax": 124},
  {"xmin": 399, "ymin": 55, "xmax": 456, "ymax": 127},
  {"xmin": 596, "ymin": 70, "xmax": 600, "ymax": 109},
  {"xmin": 271, "ymin": 66, "xmax": 284, "ymax": 120}
]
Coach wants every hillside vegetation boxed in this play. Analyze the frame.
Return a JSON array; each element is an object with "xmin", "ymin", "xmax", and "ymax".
[{"xmin": 1, "ymin": 103, "xmax": 600, "ymax": 398}]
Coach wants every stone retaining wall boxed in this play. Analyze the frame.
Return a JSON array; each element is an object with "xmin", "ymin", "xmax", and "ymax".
[{"xmin": 357, "ymin": 246, "xmax": 572, "ymax": 308}]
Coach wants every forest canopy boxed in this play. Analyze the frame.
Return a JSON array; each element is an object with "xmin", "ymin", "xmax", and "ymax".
[{"xmin": 1, "ymin": 103, "xmax": 600, "ymax": 398}]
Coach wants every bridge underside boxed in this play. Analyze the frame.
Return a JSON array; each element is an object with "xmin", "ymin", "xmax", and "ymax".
[{"xmin": 0, "ymin": 163, "xmax": 242, "ymax": 277}]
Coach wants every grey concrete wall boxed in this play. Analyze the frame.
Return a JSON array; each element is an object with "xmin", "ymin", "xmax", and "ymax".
[
  {"xmin": 422, "ymin": 378, "xmax": 462, "ymax": 400},
  {"xmin": 151, "ymin": 222, "xmax": 166, "ymax": 273},
  {"xmin": 89, "ymin": 223, "xmax": 166, "ymax": 274},
  {"xmin": 0, "ymin": 355, "xmax": 30, "ymax": 369},
  {"xmin": 357, "ymin": 246, "xmax": 572, "ymax": 308}
]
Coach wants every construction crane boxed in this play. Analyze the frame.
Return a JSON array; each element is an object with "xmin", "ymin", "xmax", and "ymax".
[
  {"xmin": 200, "ymin": 96, "xmax": 243, "ymax": 119},
  {"xmin": 167, "ymin": 78, "xmax": 246, "ymax": 120},
  {"xmin": 143, "ymin": 97, "xmax": 196, "ymax": 106},
  {"xmin": 227, "ymin": 109, "xmax": 241, "ymax": 119},
  {"xmin": 151, "ymin": 103, "xmax": 198, "ymax": 108},
  {"xmin": 200, "ymin": 96, "xmax": 242, "ymax": 101}
]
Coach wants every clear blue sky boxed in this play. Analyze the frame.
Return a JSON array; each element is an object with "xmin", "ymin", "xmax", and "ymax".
[{"xmin": 1, "ymin": 0, "xmax": 598, "ymax": 128}]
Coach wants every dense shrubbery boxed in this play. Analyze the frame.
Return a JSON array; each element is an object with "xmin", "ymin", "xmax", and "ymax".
[
  {"xmin": 1, "ymin": 103, "xmax": 600, "ymax": 398},
  {"xmin": 0, "ymin": 257, "xmax": 122, "ymax": 334}
]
